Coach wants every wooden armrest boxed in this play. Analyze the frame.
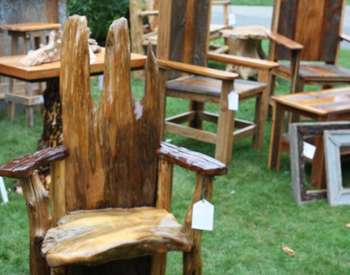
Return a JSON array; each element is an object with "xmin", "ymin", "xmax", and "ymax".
[
  {"xmin": 268, "ymin": 32, "xmax": 303, "ymax": 51},
  {"xmin": 208, "ymin": 52, "xmax": 279, "ymax": 70},
  {"xmin": 0, "ymin": 145, "xmax": 68, "ymax": 178},
  {"xmin": 157, "ymin": 59, "xmax": 238, "ymax": 81},
  {"xmin": 340, "ymin": 33, "xmax": 350, "ymax": 43},
  {"xmin": 139, "ymin": 10, "xmax": 159, "ymax": 17},
  {"xmin": 158, "ymin": 143, "xmax": 227, "ymax": 176}
]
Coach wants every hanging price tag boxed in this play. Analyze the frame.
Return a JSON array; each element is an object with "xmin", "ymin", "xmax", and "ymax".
[
  {"xmin": 303, "ymin": 142, "xmax": 316, "ymax": 160},
  {"xmin": 228, "ymin": 91, "xmax": 239, "ymax": 111},
  {"xmin": 192, "ymin": 199, "xmax": 214, "ymax": 231},
  {"xmin": 0, "ymin": 177, "xmax": 8, "ymax": 204}
]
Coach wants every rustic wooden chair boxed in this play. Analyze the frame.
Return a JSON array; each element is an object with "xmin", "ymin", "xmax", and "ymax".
[
  {"xmin": 157, "ymin": 0, "xmax": 278, "ymax": 164},
  {"xmin": 268, "ymin": 0, "xmax": 350, "ymax": 95},
  {"xmin": 130, "ymin": 0, "xmax": 231, "ymax": 55},
  {"xmin": 0, "ymin": 16, "xmax": 226, "ymax": 275}
]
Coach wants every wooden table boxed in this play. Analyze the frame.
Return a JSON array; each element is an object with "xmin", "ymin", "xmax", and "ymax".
[
  {"xmin": 268, "ymin": 87, "xmax": 350, "ymax": 186},
  {"xmin": 0, "ymin": 23, "xmax": 62, "ymax": 126},
  {"xmin": 222, "ymin": 26, "xmax": 269, "ymax": 79},
  {"xmin": 0, "ymin": 50, "xmax": 146, "ymax": 147}
]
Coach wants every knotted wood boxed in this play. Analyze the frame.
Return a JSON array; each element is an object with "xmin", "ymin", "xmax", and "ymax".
[{"xmin": 57, "ymin": 16, "xmax": 161, "ymax": 274}]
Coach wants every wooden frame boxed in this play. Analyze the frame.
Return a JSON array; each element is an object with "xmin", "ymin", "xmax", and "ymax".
[
  {"xmin": 289, "ymin": 121, "xmax": 350, "ymax": 205},
  {"xmin": 324, "ymin": 130, "xmax": 350, "ymax": 206}
]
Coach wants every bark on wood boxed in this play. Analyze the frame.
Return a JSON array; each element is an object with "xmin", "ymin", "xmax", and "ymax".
[{"xmin": 21, "ymin": 171, "xmax": 51, "ymax": 275}]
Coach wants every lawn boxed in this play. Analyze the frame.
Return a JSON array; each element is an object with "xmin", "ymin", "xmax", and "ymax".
[
  {"xmin": 232, "ymin": 0, "xmax": 350, "ymax": 5},
  {"xmin": 1, "ymin": 49, "xmax": 350, "ymax": 274}
]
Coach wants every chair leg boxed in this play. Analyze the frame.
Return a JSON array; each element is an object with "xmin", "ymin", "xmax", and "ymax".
[
  {"xmin": 183, "ymin": 249, "xmax": 202, "ymax": 275},
  {"xmin": 189, "ymin": 101, "xmax": 204, "ymax": 129},
  {"xmin": 252, "ymin": 91, "xmax": 268, "ymax": 149},
  {"xmin": 267, "ymin": 74, "xmax": 276, "ymax": 119},
  {"xmin": 151, "ymin": 253, "xmax": 167, "ymax": 275}
]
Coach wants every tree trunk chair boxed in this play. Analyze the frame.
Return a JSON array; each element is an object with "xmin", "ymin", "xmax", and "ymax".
[
  {"xmin": 129, "ymin": 0, "xmax": 231, "ymax": 56},
  {"xmin": 0, "ymin": 16, "xmax": 226, "ymax": 275},
  {"xmin": 157, "ymin": 0, "xmax": 278, "ymax": 165},
  {"xmin": 267, "ymin": 0, "xmax": 350, "ymax": 96}
]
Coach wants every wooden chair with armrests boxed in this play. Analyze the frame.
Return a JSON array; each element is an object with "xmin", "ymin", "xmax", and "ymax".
[
  {"xmin": 0, "ymin": 16, "xmax": 226, "ymax": 275},
  {"xmin": 268, "ymin": 0, "xmax": 350, "ymax": 95},
  {"xmin": 157, "ymin": 0, "xmax": 278, "ymax": 165}
]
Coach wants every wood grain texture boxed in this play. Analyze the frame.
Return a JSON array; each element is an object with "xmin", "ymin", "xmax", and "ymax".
[
  {"xmin": 273, "ymin": 0, "xmax": 345, "ymax": 62},
  {"xmin": 60, "ymin": 17, "xmax": 161, "ymax": 211},
  {"xmin": 158, "ymin": 142, "xmax": 227, "ymax": 176},
  {"xmin": 42, "ymin": 207, "xmax": 192, "ymax": 267},
  {"xmin": 0, "ymin": 22, "xmax": 61, "ymax": 32},
  {"xmin": 0, "ymin": 145, "xmax": 68, "ymax": 178}
]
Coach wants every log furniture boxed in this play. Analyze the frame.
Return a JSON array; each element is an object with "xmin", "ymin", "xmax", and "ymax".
[
  {"xmin": 0, "ymin": 49, "xmax": 146, "ymax": 148},
  {"xmin": 157, "ymin": 0, "xmax": 278, "ymax": 164},
  {"xmin": 130, "ymin": 0, "xmax": 231, "ymax": 56},
  {"xmin": 0, "ymin": 23, "xmax": 61, "ymax": 127},
  {"xmin": 267, "ymin": 0, "xmax": 350, "ymax": 95},
  {"xmin": 269, "ymin": 87, "xmax": 350, "ymax": 187},
  {"xmin": 0, "ymin": 16, "xmax": 227, "ymax": 275}
]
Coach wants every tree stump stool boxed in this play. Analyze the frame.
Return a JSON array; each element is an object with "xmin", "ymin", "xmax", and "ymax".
[
  {"xmin": 222, "ymin": 25, "xmax": 269, "ymax": 79},
  {"xmin": 0, "ymin": 22, "xmax": 61, "ymax": 127}
]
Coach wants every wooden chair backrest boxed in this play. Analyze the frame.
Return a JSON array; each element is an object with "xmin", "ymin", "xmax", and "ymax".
[
  {"xmin": 59, "ymin": 16, "xmax": 161, "ymax": 212},
  {"xmin": 157, "ymin": 0, "xmax": 211, "ymax": 66},
  {"xmin": 272, "ymin": 0, "xmax": 345, "ymax": 62}
]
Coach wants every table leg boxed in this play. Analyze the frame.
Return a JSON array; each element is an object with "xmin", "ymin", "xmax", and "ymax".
[
  {"xmin": 8, "ymin": 33, "xmax": 19, "ymax": 120},
  {"xmin": 39, "ymin": 78, "xmax": 62, "ymax": 148},
  {"xmin": 268, "ymin": 103, "xmax": 285, "ymax": 170}
]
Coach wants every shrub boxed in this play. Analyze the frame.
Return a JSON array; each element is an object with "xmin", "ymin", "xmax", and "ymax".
[{"xmin": 67, "ymin": 0, "xmax": 129, "ymax": 43}]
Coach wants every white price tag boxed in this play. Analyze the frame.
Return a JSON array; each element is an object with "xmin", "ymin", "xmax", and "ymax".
[
  {"xmin": 228, "ymin": 91, "xmax": 239, "ymax": 111},
  {"xmin": 303, "ymin": 142, "xmax": 316, "ymax": 160},
  {"xmin": 192, "ymin": 199, "xmax": 214, "ymax": 231},
  {"xmin": 0, "ymin": 177, "xmax": 8, "ymax": 204}
]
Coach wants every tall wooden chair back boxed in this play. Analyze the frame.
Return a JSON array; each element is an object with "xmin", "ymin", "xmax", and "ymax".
[
  {"xmin": 272, "ymin": 0, "xmax": 345, "ymax": 62},
  {"xmin": 158, "ymin": 0, "xmax": 211, "ymax": 66},
  {"xmin": 59, "ymin": 16, "xmax": 161, "ymax": 212}
]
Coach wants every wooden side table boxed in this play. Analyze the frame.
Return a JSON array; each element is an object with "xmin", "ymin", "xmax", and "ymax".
[
  {"xmin": 222, "ymin": 26, "xmax": 269, "ymax": 79},
  {"xmin": 0, "ymin": 22, "xmax": 61, "ymax": 127},
  {"xmin": 268, "ymin": 87, "xmax": 350, "ymax": 187}
]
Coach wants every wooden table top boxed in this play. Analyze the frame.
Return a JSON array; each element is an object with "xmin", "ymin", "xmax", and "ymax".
[
  {"xmin": 0, "ymin": 23, "xmax": 61, "ymax": 33},
  {"xmin": 221, "ymin": 26, "xmax": 269, "ymax": 39},
  {"xmin": 0, "ymin": 49, "xmax": 146, "ymax": 81},
  {"xmin": 272, "ymin": 87, "xmax": 350, "ymax": 116}
]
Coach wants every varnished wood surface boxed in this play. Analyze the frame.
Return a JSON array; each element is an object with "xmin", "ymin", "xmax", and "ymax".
[
  {"xmin": 268, "ymin": 32, "xmax": 303, "ymax": 50},
  {"xmin": 275, "ymin": 63, "xmax": 350, "ymax": 82},
  {"xmin": 158, "ymin": 142, "xmax": 227, "ymax": 176},
  {"xmin": 272, "ymin": 87, "xmax": 350, "ymax": 116},
  {"xmin": 0, "ymin": 22, "xmax": 61, "ymax": 32},
  {"xmin": 0, "ymin": 50, "xmax": 146, "ymax": 81},
  {"xmin": 158, "ymin": 59, "xmax": 238, "ymax": 80},
  {"xmin": 42, "ymin": 207, "xmax": 192, "ymax": 267},
  {"xmin": 0, "ymin": 145, "xmax": 68, "ymax": 178}
]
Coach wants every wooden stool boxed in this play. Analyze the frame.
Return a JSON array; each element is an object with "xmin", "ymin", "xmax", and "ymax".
[
  {"xmin": 222, "ymin": 26, "xmax": 269, "ymax": 79},
  {"xmin": 268, "ymin": 87, "xmax": 350, "ymax": 187},
  {"xmin": 0, "ymin": 22, "xmax": 60, "ymax": 127}
]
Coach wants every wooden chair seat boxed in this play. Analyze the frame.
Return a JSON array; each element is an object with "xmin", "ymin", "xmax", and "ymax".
[
  {"xmin": 275, "ymin": 63, "xmax": 350, "ymax": 83},
  {"xmin": 42, "ymin": 207, "xmax": 192, "ymax": 268},
  {"xmin": 166, "ymin": 76, "xmax": 266, "ymax": 99}
]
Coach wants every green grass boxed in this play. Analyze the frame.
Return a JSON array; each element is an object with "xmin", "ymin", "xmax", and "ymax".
[
  {"xmin": 231, "ymin": 0, "xmax": 350, "ymax": 5},
  {"xmin": 1, "ymin": 50, "xmax": 350, "ymax": 274}
]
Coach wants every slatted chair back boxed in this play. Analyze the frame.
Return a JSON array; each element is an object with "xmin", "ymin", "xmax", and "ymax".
[
  {"xmin": 157, "ymin": 0, "xmax": 211, "ymax": 66},
  {"xmin": 59, "ymin": 16, "xmax": 161, "ymax": 212},
  {"xmin": 272, "ymin": 0, "xmax": 345, "ymax": 62}
]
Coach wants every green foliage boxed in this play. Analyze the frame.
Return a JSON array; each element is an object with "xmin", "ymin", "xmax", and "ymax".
[{"xmin": 67, "ymin": 0, "xmax": 129, "ymax": 43}]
